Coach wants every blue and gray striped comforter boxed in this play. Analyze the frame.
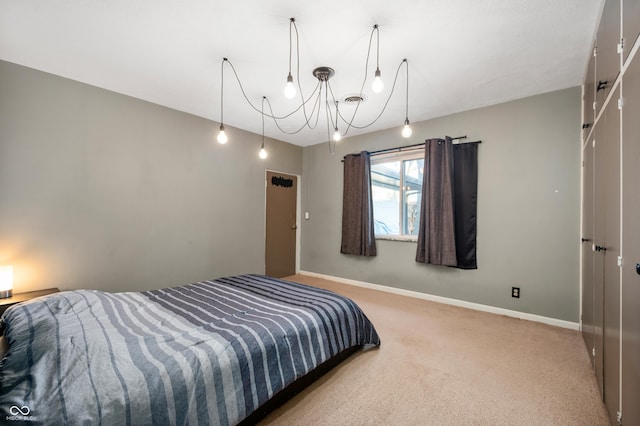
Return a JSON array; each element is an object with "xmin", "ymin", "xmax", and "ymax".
[{"xmin": 0, "ymin": 274, "xmax": 380, "ymax": 425}]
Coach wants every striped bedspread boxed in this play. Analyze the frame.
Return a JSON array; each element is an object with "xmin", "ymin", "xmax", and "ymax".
[{"xmin": 0, "ymin": 274, "xmax": 380, "ymax": 425}]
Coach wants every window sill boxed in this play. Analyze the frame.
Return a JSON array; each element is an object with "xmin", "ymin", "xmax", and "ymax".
[{"xmin": 375, "ymin": 236, "xmax": 418, "ymax": 243}]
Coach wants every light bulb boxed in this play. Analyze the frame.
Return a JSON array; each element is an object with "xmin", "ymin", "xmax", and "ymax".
[
  {"xmin": 333, "ymin": 128, "xmax": 341, "ymax": 142},
  {"xmin": 372, "ymin": 68, "xmax": 384, "ymax": 93},
  {"xmin": 259, "ymin": 147, "xmax": 267, "ymax": 159},
  {"xmin": 284, "ymin": 73, "xmax": 296, "ymax": 99},
  {"xmin": 401, "ymin": 119, "xmax": 412, "ymax": 138},
  {"xmin": 217, "ymin": 125, "xmax": 228, "ymax": 144}
]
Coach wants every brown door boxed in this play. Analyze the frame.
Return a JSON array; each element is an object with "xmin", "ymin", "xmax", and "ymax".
[
  {"xmin": 265, "ymin": 171, "xmax": 297, "ymax": 278},
  {"xmin": 621, "ymin": 50, "xmax": 640, "ymax": 426}
]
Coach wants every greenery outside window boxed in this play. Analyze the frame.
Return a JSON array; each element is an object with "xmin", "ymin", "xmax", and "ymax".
[{"xmin": 370, "ymin": 150, "xmax": 424, "ymax": 240}]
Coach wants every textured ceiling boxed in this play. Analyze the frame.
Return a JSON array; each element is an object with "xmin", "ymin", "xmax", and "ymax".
[{"xmin": 0, "ymin": 0, "xmax": 604, "ymax": 146}]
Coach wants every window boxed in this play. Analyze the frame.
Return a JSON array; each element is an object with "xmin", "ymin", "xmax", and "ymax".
[{"xmin": 370, "ymin": 150, "xmax": 424, "ymax": 239}]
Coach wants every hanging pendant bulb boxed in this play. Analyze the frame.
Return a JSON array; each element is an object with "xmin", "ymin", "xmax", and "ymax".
[
  {"xmin": 332, "ymin": 101, "xmax": 341, "ymax": 142},
  {"xmin": 333, "ymin": 127, "xmax": 341, "ymax": 142},
  {"xmin": 218, "ymin": 58, "xmax": 228, "ymax": 144},
  {"xmin": 372, "ymin": 68, "xmax": 384, "ymax": 93},
  {"xmin": 284, "ymin": 73, "xmax": 296, "ymax": 99},
  {"xmin": 259, "ymin": 96, "xmax": 267, "ymax": 159},
  {"xmin": 401, "ymin": 118, "xmax": 412, "ymax": 138},
  {"xmin": 217, "ymin": 124, "xmax": 228, "ymax": 144},
  {"xmin": 284, "ymin": 19, "xmax": 297, "ymax": 100},
  {"xmin": 401, "ymin": 60, "xmax": 412, "ymax": 138},
  {"xmin": 371, "ymin": 25, "xmax": 384, "ymax": 94},
  {"xmin": 259, "ymin": 146, "xmax": 268, "ymax": 159}
]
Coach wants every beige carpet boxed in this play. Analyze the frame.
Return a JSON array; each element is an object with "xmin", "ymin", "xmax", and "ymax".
[{"xmin": 260, "ymin": 274, "xmax": 610, "ymax": 426}]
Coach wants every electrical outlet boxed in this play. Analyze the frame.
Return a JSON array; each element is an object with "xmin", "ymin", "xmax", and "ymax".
[{"xmin": 511, "ymin": 287, "xmax": 520, "ymax": 298}]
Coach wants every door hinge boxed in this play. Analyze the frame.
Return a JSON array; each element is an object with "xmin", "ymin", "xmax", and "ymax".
[
  {"xmin": 592, "ymin": 347, "xmax": 596, "ymax": 357},
  {"xmin": 593, "ymin": 46, "xmax": 597, "ymax": 57},
  {"xmin": 592, "ymin": 139, "xmax": 596, "ymax": 148},
  {"xmin": 618, "ymin": 256, "xmax": 623, "ymax": 267},
  {"xmin": 617, "ymin": 39, "xmax": 624, "ymax": 54},
  {"xmin": 618, "ymin": 98, "xmax": 623, "ymax": 110},
  {"xmin": 616, "ymin": 411, "xmax": 622, "ymax": 423},
  {"xmin": 593, "ymin": 101, "xmax": 597, "ymax": 111}
]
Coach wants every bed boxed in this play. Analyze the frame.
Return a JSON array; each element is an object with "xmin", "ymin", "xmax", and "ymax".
[{"xmin": 0, "ymin": 274, "xmax": 380, "ymax": 425}]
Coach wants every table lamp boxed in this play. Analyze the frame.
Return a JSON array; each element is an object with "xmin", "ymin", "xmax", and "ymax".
[{"xmin": 0, "ymin": 265, "xmax": 13, "ymax": 299}]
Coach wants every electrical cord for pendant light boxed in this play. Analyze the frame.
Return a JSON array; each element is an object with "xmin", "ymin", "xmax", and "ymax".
[
  {"xmin": 222, "ymin": 58, "xmax": 322, "ymax": 121},
  {"xmin": 332, "ymin": 59, "xmax": 406, "ymax": 131}
]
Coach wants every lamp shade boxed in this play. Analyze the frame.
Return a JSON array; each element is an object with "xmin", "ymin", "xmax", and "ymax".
[{"xmin": 0, "ymin": 265, "xmax": 13, "ymax": 298}]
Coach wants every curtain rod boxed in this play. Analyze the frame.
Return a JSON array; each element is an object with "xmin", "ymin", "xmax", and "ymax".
[
  {"xmin": 341, "ymin": 136, "xmax": 481, "ymax": 161},
  {"xmin": 366, "ymin": 136, "xmax": 481, "ymax": 157}
]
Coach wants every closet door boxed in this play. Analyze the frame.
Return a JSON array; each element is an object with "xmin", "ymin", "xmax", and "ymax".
[
  {"xmin": 592, "ymin": 120, "xmax": 606, "ymax": 397},
  {"xmin": 622, "ymin": 0, "xmax": 640, "ymax": 64},
  {"xmin": 597, "ymin": 86, "xmax": 621, "ymax": 421},
  {"xmin": 595, "ymin": 0, "xmax": 621, "ymax": 114},
  {"xmin": 621, "ymin": 48, "xmax": 640, "ymax": 426},
  {"xmin": 581, "ymin": 135, "xmax": 595, "ymax": 360},
  {"xmin": 584, "ymin": 44, "xmax": 596, "ymax": 137}
]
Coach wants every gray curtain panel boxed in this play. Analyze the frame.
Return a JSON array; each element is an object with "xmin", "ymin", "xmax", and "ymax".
[
  {"xmin": 415, "ymin": 138, "xmax": 457, "ymax": 266},
  {"xmin": 341, "ymin": 151, "xmax": 377, "ymax": 256}
]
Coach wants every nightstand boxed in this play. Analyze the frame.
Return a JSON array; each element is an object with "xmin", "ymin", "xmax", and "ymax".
[{"xmin": 0, "ymin": 288, "xmax": 60, "ymax": 316}]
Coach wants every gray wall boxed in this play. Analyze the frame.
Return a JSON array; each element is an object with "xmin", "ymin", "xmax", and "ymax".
[
  {"xmin": 301, "ymin": 87, "xmax": 581, "ymax": 322},
  {"xmin": 0, "ymin": 59, "xmax": 581, "ymax": 322},
  {"xmin": 0, "ymin": 60, "xmax": 302, "ymax": 293}
]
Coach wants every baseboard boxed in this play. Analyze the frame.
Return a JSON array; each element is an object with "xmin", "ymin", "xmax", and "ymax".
[{"xmin": 299, "ymin": 271, "xmax": 579, "ymax": 331}]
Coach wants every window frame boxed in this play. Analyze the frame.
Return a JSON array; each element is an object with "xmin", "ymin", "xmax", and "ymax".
[{"xmin": 370, "ymin": 148, "xmax": 424, "ymax": 242}]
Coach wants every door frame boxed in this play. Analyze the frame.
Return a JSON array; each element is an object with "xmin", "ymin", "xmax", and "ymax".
[{"xmin": 264, "ymin": 169, "xmax": 301, "ymax": 275}]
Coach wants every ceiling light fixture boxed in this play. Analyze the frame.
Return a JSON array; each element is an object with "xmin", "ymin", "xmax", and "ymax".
[
  {"xmin": 259, "ymin": 96, "xmax": 268, "ymax": 159},
  {"xmin": 216, "ymin": 57, "xmax": 228, "ymax": 144},
  {"xmin": 401, "ymin": 58, "xmax": 412, "ymax": 138},
  {"xmin": 284, "ymin": 18, "xmax": 297, "ymax": 100},
  {"xmin": 216, "ymin": 18, "xmax": 410, "ymax": 151},
  {"xmin": 371, "ymin": 25, "xmax": 384, "ymax": 94},
  {"xmin": 333, "ymin": 101, "xmax": 341, "ymax": 142}
]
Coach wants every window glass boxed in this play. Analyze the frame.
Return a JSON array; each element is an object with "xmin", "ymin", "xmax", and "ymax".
[
  {"xmin": 403, "ymin": 158, "xmax": 423, "ymax": 235},
  {"xmin": 371, "ymin": 161, "xmax": 400, "ymax": 235},
  {"xmin": 371, "ymin": 151, "xmax": 423, "ymax": 239}
]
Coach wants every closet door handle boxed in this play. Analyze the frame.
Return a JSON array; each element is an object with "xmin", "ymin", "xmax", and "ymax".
[
  {"xmin": 581, "ymin": 238, "xmax": 591, "ymax": 243},
  {"xmin": 636, "ymin": 263, "xmax": 640, "ymax": 275},
  {"xmin": 597, "ymin": 80, "xmax": 609, "ymax": 91},
  {"xmin": 594, "ymin": 245, "xmax": 607, "ymax": 252}
]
